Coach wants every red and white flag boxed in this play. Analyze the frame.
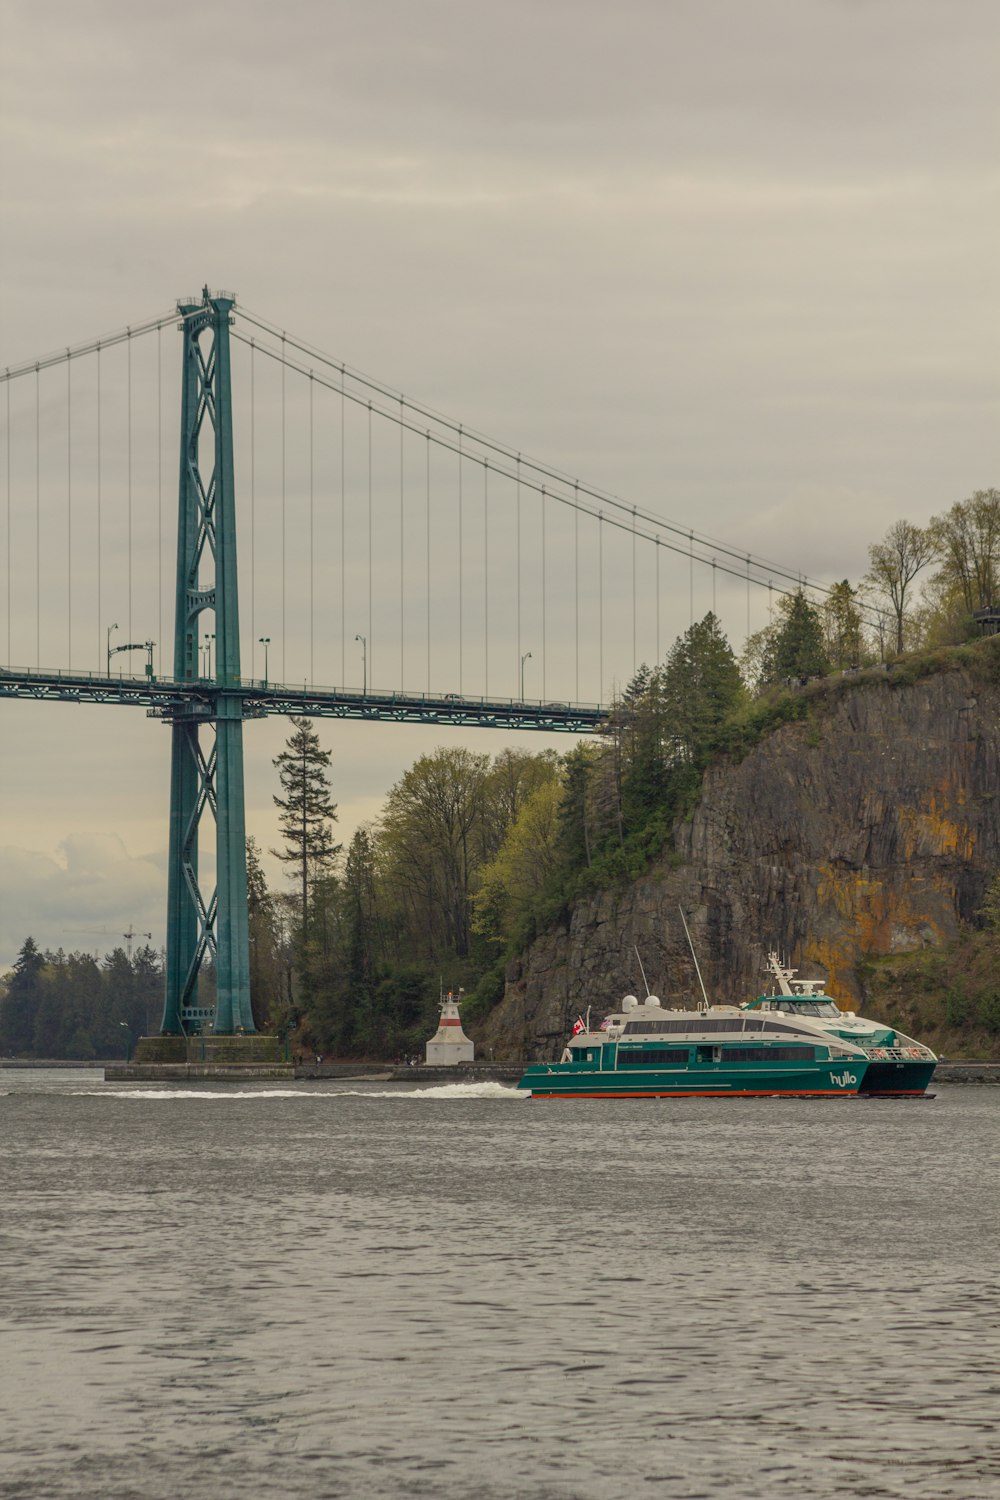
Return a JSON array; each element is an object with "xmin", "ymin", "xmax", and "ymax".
[
  {"xmin": 599, "ymin": 1016, "xmax": 613, "ymax": 1030},
  {"xmin": 571, "ymin": 1016, "xmax": 586, "ymax": 1036}
]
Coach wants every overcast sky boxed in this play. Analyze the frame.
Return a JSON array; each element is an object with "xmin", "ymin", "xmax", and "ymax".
[{"xmin": 1, "ymin": 0, "xmax": 997, "ymax": 970}]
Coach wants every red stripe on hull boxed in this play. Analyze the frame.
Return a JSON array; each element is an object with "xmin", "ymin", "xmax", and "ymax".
[{"xmin": 527, "ymin": 1089, "xmax": 858, "ymax": 1099}]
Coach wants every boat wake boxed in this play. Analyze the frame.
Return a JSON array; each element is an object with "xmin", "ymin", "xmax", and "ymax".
[{"xmin": 69, "ymin": 1081, "xmax": 526, "ymax": 1101}]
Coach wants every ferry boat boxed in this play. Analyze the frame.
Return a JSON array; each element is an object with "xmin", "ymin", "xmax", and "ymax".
[
  {"xmin": 517, "ymin": 992, "xmax": 874, "ymax": 1099},
  {"xmin": 741, "ymin": 953, "xmax": 937, "ymax": 1098},
  {"xmin": 517, "ymin": 956, "xmax": 937, "ymax": 1100}
]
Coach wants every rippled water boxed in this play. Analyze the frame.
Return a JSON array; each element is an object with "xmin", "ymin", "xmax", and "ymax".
[{"xmin": 1, "ymin": 1072, "xmax": 998, "ymax": 1499}]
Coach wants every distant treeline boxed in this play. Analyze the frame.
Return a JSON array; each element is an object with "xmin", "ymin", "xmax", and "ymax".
[{"xmin": 0, "ymin": 939, "xmax": 163, "ymax": 1059}]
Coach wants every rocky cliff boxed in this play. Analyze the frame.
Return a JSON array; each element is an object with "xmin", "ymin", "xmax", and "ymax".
[{"xmin": 478, "ymin": 663, "xmax": 1000, "ymax": 1060}]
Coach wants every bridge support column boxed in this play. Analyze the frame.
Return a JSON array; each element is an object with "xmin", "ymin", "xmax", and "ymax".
[{"xmin": 158, "ymin": 288, "xmax": 255, "ymax": 1036}]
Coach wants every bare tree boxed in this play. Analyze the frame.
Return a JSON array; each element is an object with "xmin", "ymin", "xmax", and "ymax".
[
  {"xmin": 929, "ymin": 489, "xmax": 1000, "ymax": 615},
  {"xmin": 864, "ymin": 520, "xmax": 937, "ymax": 655}
]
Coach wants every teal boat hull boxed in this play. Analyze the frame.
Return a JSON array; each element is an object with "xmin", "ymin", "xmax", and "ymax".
[{"xmin": 518, "ymin": 1060, "xmax": 867, "ymax": 1099}]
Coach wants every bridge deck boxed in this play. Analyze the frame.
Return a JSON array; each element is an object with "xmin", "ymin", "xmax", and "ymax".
[{"xmin": 0, "ymin": 668, "xmax": 608, "ymax": 734}]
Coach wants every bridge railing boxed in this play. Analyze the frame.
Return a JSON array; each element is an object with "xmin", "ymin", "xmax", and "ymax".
[{"xmin": 1, "ymin": 663, "xmax": 605, "ymax": 712}]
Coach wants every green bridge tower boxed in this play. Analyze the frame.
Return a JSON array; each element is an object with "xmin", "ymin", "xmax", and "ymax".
[{"xmin": 160, "ymin": 289, "xmax": 254, "ymax": 1036}]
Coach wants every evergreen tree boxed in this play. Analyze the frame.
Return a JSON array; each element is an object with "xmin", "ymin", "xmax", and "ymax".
[
  {"xmin": 0, "ymin": 937, "xmax": 44, "ymax": 1055},
  {"xmin": 822, "ymin": 581, "xmax": 866, "ymax": 670},
  {"xmin": 272, "ymin": 717, "xmax": 342, "ymax": 933},
  {"xmin": 759, "ymin": 592, "xmax": 829, "ymax": 684},
  {"xmin": 246, "ymin": 836, "xmax": 284, "ymax": 1031},
  {"xmin": 660, "ymin": 613, "xmax": 745, "ymax": 759}
]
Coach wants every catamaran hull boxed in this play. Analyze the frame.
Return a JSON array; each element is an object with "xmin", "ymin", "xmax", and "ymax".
[
  {"xmin": 518, "ymin": 1064, "xmax": 867, "ymax": 1099},
  {"xmin": 858, "ymin": 1060, "xmax": 937, "ymax": 1096}
]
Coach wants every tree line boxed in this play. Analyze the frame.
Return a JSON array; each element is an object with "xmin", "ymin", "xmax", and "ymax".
[{"xmin": 0, "ymin": 939, "xmax": 163, "ymax": 1059}]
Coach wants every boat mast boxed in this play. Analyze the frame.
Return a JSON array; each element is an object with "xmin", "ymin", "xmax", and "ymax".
[{"xmin": 678, "ymin": 906, "xmax": 710, "ymax": 1009}]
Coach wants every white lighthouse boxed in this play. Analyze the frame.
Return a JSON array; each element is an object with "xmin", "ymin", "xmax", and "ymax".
[{"xmin": 425, "ymin": 990, "xmax": 475, "ymax": 1066}]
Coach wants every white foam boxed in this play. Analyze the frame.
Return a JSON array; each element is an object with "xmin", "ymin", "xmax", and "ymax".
[{"xmin": 70, "ymin": 1081, "xmax": 526, "ymax": 1101}]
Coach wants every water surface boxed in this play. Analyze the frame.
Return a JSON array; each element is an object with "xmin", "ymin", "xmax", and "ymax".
[{"xmin": 1, "ymin": 1072, "xmax": 997, "ymax": 1498}]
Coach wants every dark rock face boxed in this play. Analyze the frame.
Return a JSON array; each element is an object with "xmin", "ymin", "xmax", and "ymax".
[{"xmin": 478, "ymin": 670, "xmax": 1000, "ymax": 1061}]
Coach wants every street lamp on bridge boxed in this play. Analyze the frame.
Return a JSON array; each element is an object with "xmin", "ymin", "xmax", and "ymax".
[
  {"xmin": 355, "ymin": 633, "xmax": 367, "ymax": 694},
  {"xmin": 106, "ymin": 622, "xmax": 118, "ymax": 675},
  {"xmin": 258, "ymin": 636, "xmax": 270, "ymax": 686},
  {"xmin": 520, "ymin": 650, "xmax": 533, "ymax": 701}
]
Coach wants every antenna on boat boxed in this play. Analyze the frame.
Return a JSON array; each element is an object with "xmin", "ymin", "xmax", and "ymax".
[
  {"xmin": 678, "ymin": 906, "xmax": 710, "ymax": 1009},
  {"xmin": 634, "ymin": 946, "xmax": 651, "ymax": 998}
]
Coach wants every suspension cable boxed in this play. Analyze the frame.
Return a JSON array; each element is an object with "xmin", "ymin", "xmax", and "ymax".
[
  {"xmin": 231, "ymin": 327, "xmax": 885, "ymax": 625},
  {"xmin": 0, "ymin": 307, "xmax": 200, "ymax": 384},
  {"xmin": 235, "ymin": 304, "xmax": 853, "ymax": 607},
  {"xmin": 483, "ymin": 458, "xmax": 489, "ymax": 698}
]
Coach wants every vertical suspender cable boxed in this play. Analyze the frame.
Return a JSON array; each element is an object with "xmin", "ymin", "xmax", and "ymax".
[
  {"xmin": 457, "ymin": 426, "xmax": 463, "ymax": 696},
  {"xmin": 689, "ymin": 529, "xmax": 694, "ymax": 627},
  {"xmin": 309, "ymin": 372, "xmax": 315, "ymax": 685},
  {"xmin": 515, "ymin": 455, "xmax": 521, "ymax": 696},
  {"xmin": 157, "ymin": 324, "xmax": 162, "ymax": 675},
  {"xmin": 598, "ymin": 510, "xmax": 604, "ymax": 705},
  {"xmin": 541, "ymin": 484, "xmax": 546, "ymax": 701},
  {"xmin": 425, "ymin": 431, "xmax": 431, "ymax": 693},
  {"xmin": 399, "ymin": 397, "xmax": 404, "ymax": 690},
  {"xmin": 655, "ymin": 538, "xmax": 660, "ymax": 664},
  {"xmin": 127, "ymin": 328, "xmax": 132, "ymax": 642},
  {"xmin": 67, "ymin": 353, "xmax": 72, "ymax": 667},
  {"xmin": 35, "ymin": 365, "xmax": 39, "ymax": 667},
  {"xmin": 340, "ymin": 368, "xmax": 345, "ymax": 687},
  {"xmin": 248, "ymin": 338, "xmax": 254, "ymax": 672},
  {"xmin": 483, "ymin": 459, "xmax": 489, "ymax": 697},
  {"xmin": 746, "ymin": 554, "xmax": 751, "ymax": 642},
  {"xmin": 574, "ymin": 482, "xmax": 579, "ymax": 704},
  {"xmin": 367, "ymin": 400, "xmax": 373, "ymax": 687},
  {"xmin": 281, "ymin": 334, "xmax": 286, "ymax": 683},
  {"xmin": 632, "ymin": 506, "xmax": 637, "ymax": 675},
  {"xmin": 5, "ymin": 373, "xmax": 9, "ymax": 662},
  {"xmin": 712, "ymin": 558, "xmax": 717, "ymax": 615},
  {"xmin": 97, "ymin": 345, "xmax": 102, "ymax": 670}
]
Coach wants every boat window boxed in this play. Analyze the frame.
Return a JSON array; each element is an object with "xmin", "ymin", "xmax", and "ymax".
[
  {"xmin": 618, "ymin": 1048, "xmax": 688, "ymax": 1067},
  {"xmin": 723, "ymin": 1045, "xmax": 815, "ymax": 1062}
]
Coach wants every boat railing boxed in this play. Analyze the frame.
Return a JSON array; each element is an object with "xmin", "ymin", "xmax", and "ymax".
[{"xmin": 863, "ymin": 1045, "xmax": 935, "ymax": 1062}]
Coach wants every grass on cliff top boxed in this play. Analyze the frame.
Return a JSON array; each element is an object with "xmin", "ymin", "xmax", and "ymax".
[
  {"xmin": 711, "ymin": 633, "xmax": 1000, "ymax": 767},
  {"xmin": 859, "ymin": 930, "xmax": 1000, "ymax": 1061}
]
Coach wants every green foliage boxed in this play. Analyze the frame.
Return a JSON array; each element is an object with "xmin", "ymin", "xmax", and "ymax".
[
  {"xmin": 0, "ymin": 939, "xmax": 162, "ymax": 1058},
  {"xmin": 271, "ymin": 717, "xmax": 341, "ymax": 932},
  {"xmin": 759, "ymin": 590, "xmax": 829, "ymax": 685},
  {"xmin": 928, "ymin": 489, "xmax": 1000, "ymax": 615}
]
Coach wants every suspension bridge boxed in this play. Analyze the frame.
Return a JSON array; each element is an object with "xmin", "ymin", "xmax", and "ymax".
[{"xmin": 0, "ymin": 286, "xmax": 856, "ymax": 1043}]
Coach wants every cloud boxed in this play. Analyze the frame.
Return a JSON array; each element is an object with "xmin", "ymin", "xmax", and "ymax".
[{"xmin": 0, "ymin": 833, "xmax": 163, "ymax": 970}]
